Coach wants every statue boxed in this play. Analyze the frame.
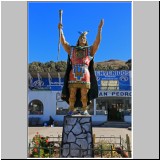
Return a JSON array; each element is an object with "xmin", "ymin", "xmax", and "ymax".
[{"xmin": 58, "ymin": 18, "xmax": 104, "ymax": 115}]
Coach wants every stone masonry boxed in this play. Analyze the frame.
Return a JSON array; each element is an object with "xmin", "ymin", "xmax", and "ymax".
[{"xmin": 60, "ymin": 115, "xmax": 94, "ymax": 158}]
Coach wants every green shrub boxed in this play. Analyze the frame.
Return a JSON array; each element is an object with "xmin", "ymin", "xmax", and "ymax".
[
  {"xmin": 94, "ymin": 140, "xmax": 122, "ymax": 158},
  {"xmin": 30, "ymin": 132, "xmax": 53, "ymax": 158}
]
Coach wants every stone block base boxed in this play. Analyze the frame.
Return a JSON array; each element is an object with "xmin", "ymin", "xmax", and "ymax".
[{"xmin": 60, "ymin": 115, "xmax": 94, "ymax": 158}]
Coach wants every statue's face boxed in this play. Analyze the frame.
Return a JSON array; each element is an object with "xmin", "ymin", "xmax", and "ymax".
[{"xmin": 78, "ymin": 36, "xmax": 87, "ymax": 46}]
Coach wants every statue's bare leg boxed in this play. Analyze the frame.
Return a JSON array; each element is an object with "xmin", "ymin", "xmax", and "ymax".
[
  {"xmin": 81, "ymin": 88, "xmax": 89, "ymax": 115},
  {"xmin": 69, "ymin": 87, "xmax": 77, "ymax": 112}
]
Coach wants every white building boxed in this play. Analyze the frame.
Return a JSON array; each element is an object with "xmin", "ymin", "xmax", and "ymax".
[{"xmin": 28, "ymin": 71, "xmax": 132, "ymax": 126}]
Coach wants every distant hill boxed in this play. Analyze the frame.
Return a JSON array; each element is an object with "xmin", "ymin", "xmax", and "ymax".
[
  {"xmin": 28, "ymin": 59, "xmax": 131, "ymax": 75},
  {"xmin": 94, "ymin": 59, "xmax": 131, "ymax": 70}
]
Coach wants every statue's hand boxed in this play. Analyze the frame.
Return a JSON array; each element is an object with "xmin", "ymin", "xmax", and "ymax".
[
  {"xmin": 98, "ymin": 19, "xmax": 104, "ymax": 29},
  {"xmin": 58, "ymin": 23, "xmax": 63, "ymax": 30}
]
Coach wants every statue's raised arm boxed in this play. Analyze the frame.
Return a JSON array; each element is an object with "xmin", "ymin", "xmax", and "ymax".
[
  {"xmin": 58, "ymin": 23, "xmax": 71, "ymax": 54},
  {"xmin": 90, "ymin": 19, "xmax": 104, "ymax": 56}
]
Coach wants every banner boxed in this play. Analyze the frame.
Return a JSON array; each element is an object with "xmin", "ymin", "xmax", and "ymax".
[
  {"xmin": 98, "ymin": 91, "xmax": 131, "ymax": 97},
  {"xmin": 29, "ymin": 70, "xmax": 131, "ymax": 91}
]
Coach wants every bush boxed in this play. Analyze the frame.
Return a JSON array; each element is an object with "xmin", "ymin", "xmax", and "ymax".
[
  {"xmin": 30, "ymin": 132, "xmax": 53, "ymax": 158},
  {"xmin": 94, "ymin": 140, "xmax": 122, "ymax": 158}
]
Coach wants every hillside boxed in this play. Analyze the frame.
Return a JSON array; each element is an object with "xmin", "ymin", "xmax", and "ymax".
[
  {"xmin": 94, "ymin": 59, "xmax": 131, "ymax": 70},
  {"xmin": 28, "ymin": 59, "xmax": 131, "ymax": 75}
]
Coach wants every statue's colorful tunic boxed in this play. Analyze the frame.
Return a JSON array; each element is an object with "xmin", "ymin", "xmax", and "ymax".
[
  {"xmin": 68, "ymin": 46, "xmax": 93, "ymax": 89},
  {"xmin": 61, "ymin": 46, "xmax": 98, "ymax": 108}
]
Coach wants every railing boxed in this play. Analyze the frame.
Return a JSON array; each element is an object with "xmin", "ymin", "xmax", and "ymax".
[{"xmin": 28, "ymin": 134, "xmax": 132, "ymax": 158}]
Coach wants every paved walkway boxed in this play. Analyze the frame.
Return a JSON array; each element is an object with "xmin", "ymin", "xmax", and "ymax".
[{"xmin": 28, "ymin": 127, "xmax": 132, "ymax": 147}]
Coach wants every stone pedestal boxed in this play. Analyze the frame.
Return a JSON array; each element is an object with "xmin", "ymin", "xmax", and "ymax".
[{"xmin": 60, "ymin": 115, "xmax": 94, "ymax": 158}]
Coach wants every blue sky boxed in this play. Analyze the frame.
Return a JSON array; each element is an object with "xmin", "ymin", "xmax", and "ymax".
[{"xmin": 28, "ymin": 2, "xmax": 132, "ymax": 63}]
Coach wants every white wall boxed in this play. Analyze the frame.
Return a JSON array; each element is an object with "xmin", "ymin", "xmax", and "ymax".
[
  {"xmin": 28, "ymin": 90, "xmax": 123, "ymax": 126},
  {"xmin": 28, "ymin": 90, "xmax": 57, "ymax": 123}
]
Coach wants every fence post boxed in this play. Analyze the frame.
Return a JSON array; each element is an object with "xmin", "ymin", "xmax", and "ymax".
[
  {"xmin": 59, "ymin": 145, "xmax": 61, "ymax": 158},
  {"xmin": 93, "ymin": 134, "xmax": 95, "ymax": 145},
  {"xmin": 53, "ymin": 142, "xmax": 54, "ymax": 158},
  {"xmin": 126, "ymin": 134, "xmax": 131, "ymax": 158},
  {"xmin": 91, "ymin": 143, "xmax": 94, "ymax": 158},
  {"xmin": 120, "ymin": 135, "xmax": 121, "ymax": 147},
  {"xmin": 111, "ymin": 145, "xmax": 113, "ymax": 158},
  {"xmin": 93, "ymin": 134, "xmax": 95, "ymax": 157},
  {"xmin": 28, "ymin": 143, "xmax": 31, "ymax": 157},
  {"xmin": 100, "ymin": 144, "xmax": 102, "ymax": 158},
  {"xmin": 121, "ymin": 145, "xmax": 123, "ymax": 157}
]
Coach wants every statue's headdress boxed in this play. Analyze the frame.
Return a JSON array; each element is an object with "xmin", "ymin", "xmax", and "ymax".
[
  {"xmin": 78, "ymin": 31, "xmax": 89, "ymax": 38},
  {"xmin": 76, "ymin": 31, "xmax": 89, "ymax": 46}
]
